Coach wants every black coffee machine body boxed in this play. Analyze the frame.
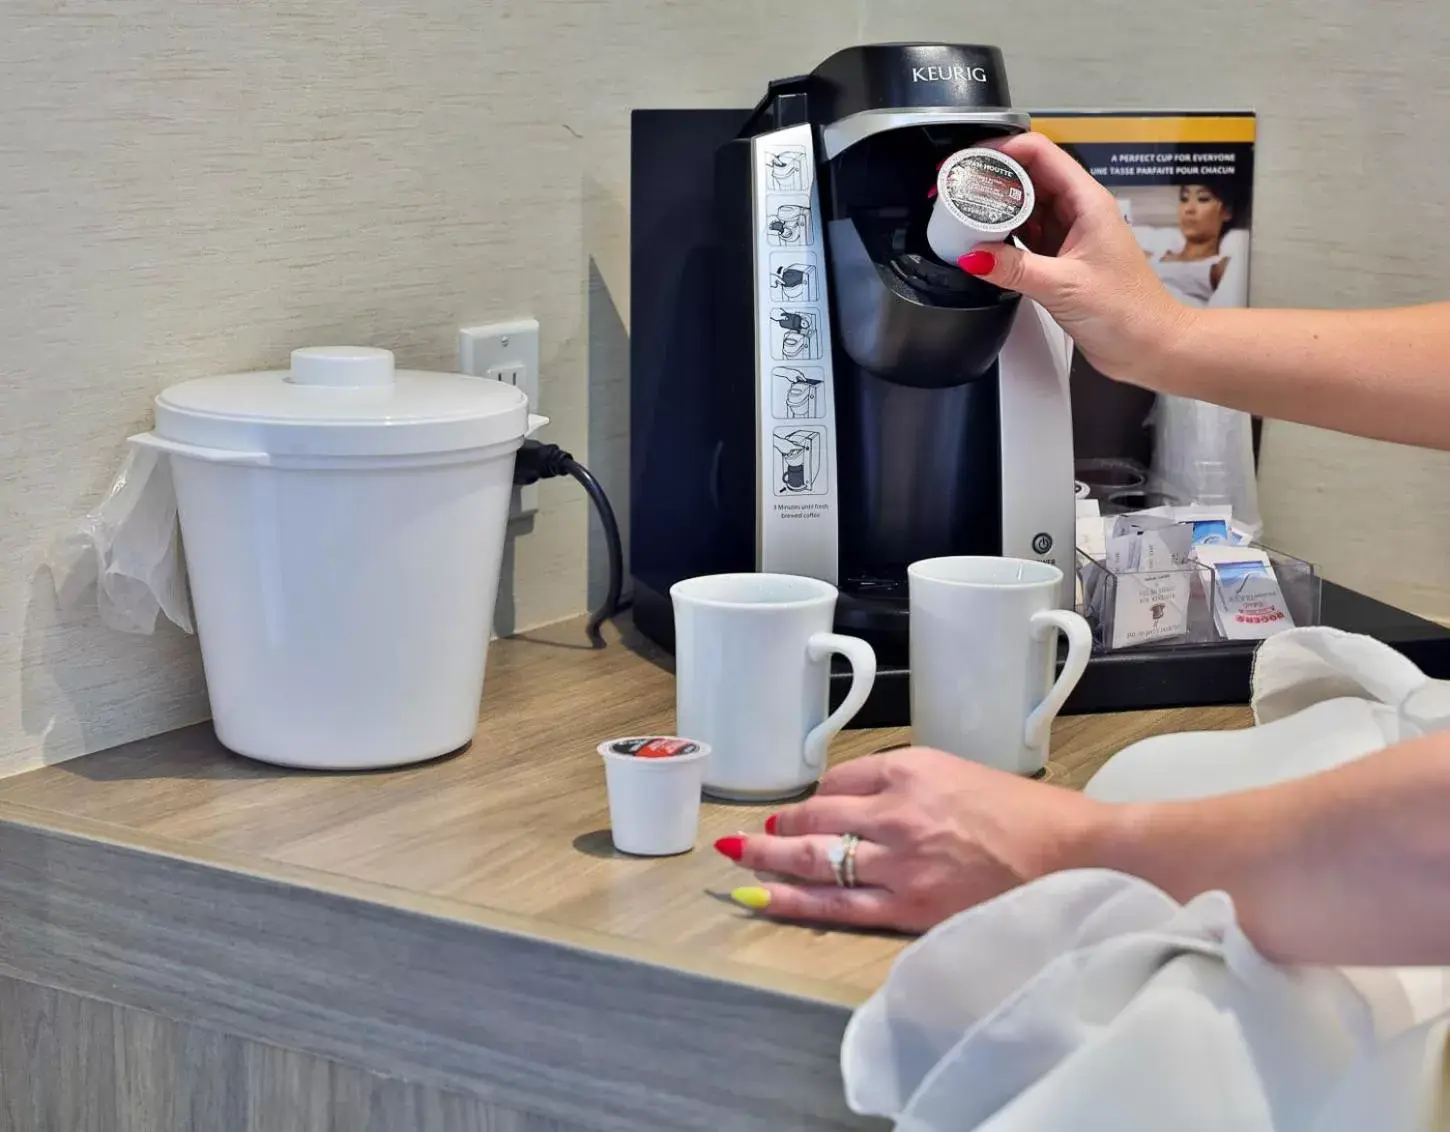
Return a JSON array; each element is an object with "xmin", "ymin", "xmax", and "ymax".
[{"xmin": 629, "ymin": 44, "xmax": 1075, "ymax": 718}]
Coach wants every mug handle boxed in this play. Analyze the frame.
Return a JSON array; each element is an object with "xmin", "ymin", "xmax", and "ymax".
[
  {"xmin": 1023, "ymin": 610, "xmax": 1093, "ymax": 751},
  {"xmin": 803, "ymin": 633, "xmax": 877, "ymax": 771}
]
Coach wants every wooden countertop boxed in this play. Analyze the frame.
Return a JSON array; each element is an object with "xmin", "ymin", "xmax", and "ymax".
[
  {"xmin": 0, "ymin": 616, "xmax": 1249, "ymax": 1004},
  {"xmin": 0, "ymin": 617, "xmax": 1252, "ymax": 1129}
]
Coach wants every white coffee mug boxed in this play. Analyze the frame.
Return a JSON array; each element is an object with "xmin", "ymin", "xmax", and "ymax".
[
  {"xmin": 909, "ymin": 556, "xmax": 1092, "ymax": 776},
  {"xmin": 671, "ymin": 573, "xmax": 877, "ymax": 800}
]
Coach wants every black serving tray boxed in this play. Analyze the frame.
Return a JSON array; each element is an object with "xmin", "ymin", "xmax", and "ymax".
[{"xmin": 831, "ymin": 581, "xmax": 1450, "ymax": 728}]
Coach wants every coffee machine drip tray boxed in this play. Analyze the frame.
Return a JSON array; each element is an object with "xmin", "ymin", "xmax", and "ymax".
[{"xmin": 836, "ymin": 575, "xmax": 911, "ymax": 658}]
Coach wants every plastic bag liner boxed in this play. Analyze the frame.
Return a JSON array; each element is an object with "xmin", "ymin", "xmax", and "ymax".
[
  {"xmin": 50, "ymin": 445, "xmax": 194, "ymax": 635},
  {"xmin": 1151, "ymin": 394, "xmax": 1263, "ymax": 537}
]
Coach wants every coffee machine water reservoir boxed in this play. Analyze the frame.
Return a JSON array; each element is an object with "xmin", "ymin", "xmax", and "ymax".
[{"xmin": 630, "ymin": 44, "xmax": 1076, "ymax": 725}]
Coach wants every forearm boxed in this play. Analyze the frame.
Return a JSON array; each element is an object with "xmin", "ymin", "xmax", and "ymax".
[
  {"xmin": 1087, "ymin": 732, "xmax": 1450, "ymax": 965},
  {"xmin": 1142, "ymin": 302, "xmax": 1450, "ymax": 450}
]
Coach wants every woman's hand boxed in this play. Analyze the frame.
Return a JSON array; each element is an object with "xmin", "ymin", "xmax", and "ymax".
[
  {"xmin": 715, "ymin": 747, "xmax": 1113, "ymax": 932},
  {"xmin": 963, "ymin": 132, "xmax": 1193, "ymax": 388}
]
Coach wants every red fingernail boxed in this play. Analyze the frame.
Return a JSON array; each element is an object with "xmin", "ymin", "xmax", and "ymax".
[
  {"xmin": 714, "ymin": 835, "xmax": 745, "ymax": 861},
  {"xmin": 764, "ymin": 814, "xmax": 779, "ymax": 835},
  {"xmin": 958, "ymin": 250, "xmax": 995, "ymax": 275}
]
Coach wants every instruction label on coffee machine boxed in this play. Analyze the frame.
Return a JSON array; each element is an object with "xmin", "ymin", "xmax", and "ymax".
[{"xmin": 751, "ymin": 124, "xmax": 840, "ymax": 581}]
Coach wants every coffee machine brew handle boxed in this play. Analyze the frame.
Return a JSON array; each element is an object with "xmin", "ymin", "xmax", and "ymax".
[
  {"xmin": 803, "ymin": 633, "xmax": 878, "ymax": 770},
  {"xmin": 1023, "ymin": 610, "xmax": 1093, "ymax": 751}
]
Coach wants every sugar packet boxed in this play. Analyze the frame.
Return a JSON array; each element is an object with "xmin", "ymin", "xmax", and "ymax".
[
  {"xmin": 1192, "ymin": 544, "xmax": 1295, "ymax": 640},
  {"xmin": 1169, "ymin": 505, "xmax": 1235, "ymax": 548},
  {"xmin": 1100, "ymin": 516, "xmax": 1194, "ymax": 648}
]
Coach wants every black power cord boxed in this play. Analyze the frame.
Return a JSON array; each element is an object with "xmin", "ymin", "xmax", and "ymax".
[{"xmin": 513, "ymin": 440, "xmax": 624, "ymax": 646}]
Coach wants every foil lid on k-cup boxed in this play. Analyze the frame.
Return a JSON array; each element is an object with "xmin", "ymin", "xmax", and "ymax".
[
  {"xmin": 599, "ymin": 736, "xmax": 706, "ymax": 759},
  {"xmin": 927, "ymin": 146, "xmax": 1036, "ymax": 264}
]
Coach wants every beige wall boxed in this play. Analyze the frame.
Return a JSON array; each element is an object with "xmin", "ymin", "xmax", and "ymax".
[{"xmin": 3, "ymin": 0, "xmax": 1447, "ymax": 774}]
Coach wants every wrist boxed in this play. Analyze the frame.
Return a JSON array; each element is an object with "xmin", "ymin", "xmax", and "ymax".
[
  {"xmin": 1083, "ymin": 792, "xmax": 1279, "ymax": 910},
  {"xmin": 1086, "ymin": 799, "xmax": 1169, "ymax": 879},
  {"xmin": 1123, "ymin": 297, "xmax": 1205, "ymax": 393},
  {"xmin": 1029, "ymin": 793, "xmax": 1236, "ymax": 901},
  {"xmin": 1040, "ymin": 794, "xmax": 1143, "ymax": 878}
]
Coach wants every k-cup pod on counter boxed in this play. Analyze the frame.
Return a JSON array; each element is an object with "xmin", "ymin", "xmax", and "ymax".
[
  {"xmin": 597, "ymin": 736, "xmax": 710, "ymax": 856},
  {"xmin": 927, "ymin": 146, "xmax": 1036, "ymax": 263}
]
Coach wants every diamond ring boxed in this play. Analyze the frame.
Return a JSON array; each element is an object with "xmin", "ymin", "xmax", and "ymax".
[{"xmin": 827, "ymin": 833, "xmax": 861, "ymax": 888}]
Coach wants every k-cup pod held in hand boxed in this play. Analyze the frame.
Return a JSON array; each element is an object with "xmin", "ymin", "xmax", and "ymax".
[
  {"xmin": 926, "ymin": 146, "xmax": 1036, "ymax": 264},
  {"xmin": 597, "ymin": 736, "xmax": 709, "ymax": 856}
]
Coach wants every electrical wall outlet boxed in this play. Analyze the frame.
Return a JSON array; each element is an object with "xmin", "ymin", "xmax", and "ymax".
[{"xmin": 459, "ymin": 319, "xmax": 541, "ymax": 520}]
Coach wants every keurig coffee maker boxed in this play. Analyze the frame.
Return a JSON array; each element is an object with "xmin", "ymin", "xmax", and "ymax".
[{"xmin": 630, "ymin": 44, "xmax": 1076, "ymax": 723}]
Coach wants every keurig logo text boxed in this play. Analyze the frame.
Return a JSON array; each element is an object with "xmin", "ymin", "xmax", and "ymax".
[{"xmin": 911, "ymin": 65, "xmax": 989, "ymax": 83}]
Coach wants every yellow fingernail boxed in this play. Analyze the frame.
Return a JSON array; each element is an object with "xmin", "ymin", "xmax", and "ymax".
[{"xmin": 731, "ymin": 885, "xmax": 771, "ymax": 911}]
